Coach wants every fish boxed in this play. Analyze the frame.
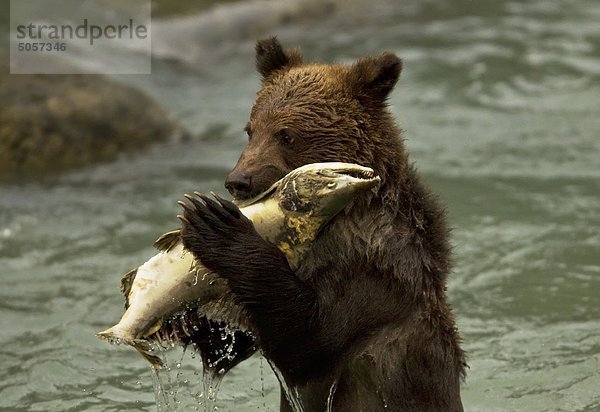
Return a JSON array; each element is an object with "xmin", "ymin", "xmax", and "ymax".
[{"xmin": 96, "ymin": 162, "xmax": 380, "ymax": 366}]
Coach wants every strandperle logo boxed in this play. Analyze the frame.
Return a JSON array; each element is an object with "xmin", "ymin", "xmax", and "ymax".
[
  {"xmin": 10, "ymin": 0, "xmax": 151, "ymax": 74},
  {"xmin": 16, "ymin": 19, "xmax": 148, "ymax": 46}
]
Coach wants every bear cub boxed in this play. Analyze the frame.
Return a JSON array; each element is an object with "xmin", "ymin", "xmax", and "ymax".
[{"xmin": 180, "ymin": 37, "xmax": 466, "ymax": 412}]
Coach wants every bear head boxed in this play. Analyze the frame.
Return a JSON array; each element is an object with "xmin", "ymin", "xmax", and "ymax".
[{"xmin": 225, "ymin": 36, "xmax": 403, "ymax": 200}]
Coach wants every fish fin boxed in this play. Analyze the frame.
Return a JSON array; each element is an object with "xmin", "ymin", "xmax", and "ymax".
[
  {"xmin": 143, "ymin": 320, "xmax": 163, "ymax": 338},
  {"xmin": 120, "ymin": 268, "xmax": 137, "ymax": 309},
  {"xmin": 201, "ymin": 296, "xmax": 250, "ymax": 331},
  {"xmin": 133, "ymin": 339, "xmax": 164, "ymax": 368},
  {"xmin": 153, "ymin": 229, "xmax": 182, "ymax": 253}
]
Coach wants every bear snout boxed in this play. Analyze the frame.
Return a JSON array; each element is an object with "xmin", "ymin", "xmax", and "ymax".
[{"xmin": 225, "ymin": 170, "xmax": 253, "ymax": 199}]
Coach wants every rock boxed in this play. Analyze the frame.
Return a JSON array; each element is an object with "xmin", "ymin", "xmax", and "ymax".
[{"xmin": 0, "ymin": 52, "xmax": 188, "ymax": 179}]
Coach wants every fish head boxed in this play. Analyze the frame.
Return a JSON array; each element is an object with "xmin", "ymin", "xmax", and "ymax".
[{"xmin": 277, "ymin": 162, "xmax": 381, "ymax": 217}]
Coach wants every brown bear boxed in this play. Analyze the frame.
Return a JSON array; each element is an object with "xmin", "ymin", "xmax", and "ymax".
[{"xmin": 179, "ymin": 37, "xmax": 466, "ymax": 412}]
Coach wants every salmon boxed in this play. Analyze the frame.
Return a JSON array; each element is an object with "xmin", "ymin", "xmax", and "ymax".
[{"xmin": 96, "ymin": 163, "xmax": 380, "ymax": 366}]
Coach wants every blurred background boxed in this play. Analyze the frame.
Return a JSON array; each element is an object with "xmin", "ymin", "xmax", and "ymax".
[{"xmin": 0, "ymin": 0, "xmax": 599, "ymax": 410}]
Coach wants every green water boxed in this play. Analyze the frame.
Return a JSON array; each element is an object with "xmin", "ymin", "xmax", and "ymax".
[{"xmin": 1, "ymin": 0, "xmax": 599, "ymax": 410}]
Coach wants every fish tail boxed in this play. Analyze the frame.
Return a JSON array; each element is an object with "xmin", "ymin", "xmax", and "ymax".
[
  {"xmin": 95, "ymin": 326, "xmax": 132, "ymax": 345},
  {"xmin": 96, "ymin": 328, "xmax": 164, "ymax": 368}
]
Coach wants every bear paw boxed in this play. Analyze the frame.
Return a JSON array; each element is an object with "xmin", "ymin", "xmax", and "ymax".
[{"xmin": 178, "ymin": 191, "xmax": 259, "ymax": 275}]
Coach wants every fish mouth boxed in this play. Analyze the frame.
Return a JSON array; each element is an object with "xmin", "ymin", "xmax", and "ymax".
[
  {"xmin": 234, "ymin": 163, "xmax": 380, "ymax": 208},
  {"xmin": 311, "ymin": 163, "xmax": 381, "ymax": 188},
  {"xmin": 321, "ymin": 163, "xmax": 376, "ymax": 179}
]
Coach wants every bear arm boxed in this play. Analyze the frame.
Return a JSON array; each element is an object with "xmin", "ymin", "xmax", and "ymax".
[
  {"xmin": 206, "ymin": 231, "xmax": 334, "ymax": 381},
  {"xmin": 178, "ymin": 191, "xmax": 324, "ymax": 375}
]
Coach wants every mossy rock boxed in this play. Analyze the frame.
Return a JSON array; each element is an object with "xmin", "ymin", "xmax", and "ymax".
[{"xmin": 0, "ymin": 54, "xmax": 188, "ymax": 179}]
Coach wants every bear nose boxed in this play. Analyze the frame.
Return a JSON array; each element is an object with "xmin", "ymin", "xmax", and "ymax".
[{"xmin": 225, "ymin": 171, "xmax": 252, "ymax": 198}]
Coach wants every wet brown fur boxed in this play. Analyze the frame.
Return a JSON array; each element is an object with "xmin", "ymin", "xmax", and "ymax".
[{"xmin": 182, "ymin": 37, "xmax": 466, "ymax": 411}]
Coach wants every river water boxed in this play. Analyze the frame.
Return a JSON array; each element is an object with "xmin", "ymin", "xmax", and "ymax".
[{"xmin": 1, "ymin": 0, "xmax": 599, "ymax": 410}]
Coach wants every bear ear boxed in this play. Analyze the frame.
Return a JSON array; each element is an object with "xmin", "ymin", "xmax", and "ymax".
[
  {"xmin": 255, "ymin": 36, "xmax": 303, "ymax": 80},
  {"xmin": 347, "ymin": 52, "xmax": 402, "ymax": 104}
]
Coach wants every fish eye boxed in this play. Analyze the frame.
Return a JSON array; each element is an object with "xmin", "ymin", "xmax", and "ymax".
[{"xmin": 327, "ymin": 181, "xmax": 337, "ymax": 188}]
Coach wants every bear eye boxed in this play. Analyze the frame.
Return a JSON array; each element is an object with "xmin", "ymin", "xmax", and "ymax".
[
  {"xmin": 275, "ymin": 129, "xmax": 294, "ymax": 146},
  {"xmin": 244, "ymin": 124, "xmax": 252, "ymax": 141}
]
